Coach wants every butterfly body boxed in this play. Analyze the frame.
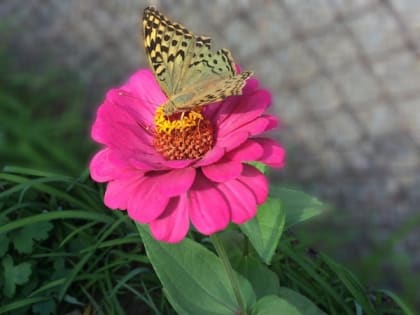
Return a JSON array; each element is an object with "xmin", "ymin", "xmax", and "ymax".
[{"xmin": 142, "ymin": 7, "xmax": 253, "ymax": 116}]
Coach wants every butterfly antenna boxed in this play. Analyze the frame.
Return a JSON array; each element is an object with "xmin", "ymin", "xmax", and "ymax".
[
  {"xmin": 195, "ymin": 118, "xmax": 202, "ymax": 136},
  {"xmin": 117, "ymin": 90, "xmax": 155, "ymax": 135}
]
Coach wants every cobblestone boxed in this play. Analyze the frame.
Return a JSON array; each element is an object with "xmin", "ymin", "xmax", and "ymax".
[
  {"xmin": 300, "ymin": 76, "xmax": 341, "ymax": 114},
  {"xmin": 373, "ymin": 52, "xmax": 420, "ymax": 98},
  {"xmin": 334, "ymin": 62, "xmax": 381, "ymax": 105},
  {"xmin": 306, "ymin": 25, "xmax": 359, "ymax": 70},
  {"xmin": 350, "ymin": 6, "xmax": 404, "ymax": 56}
]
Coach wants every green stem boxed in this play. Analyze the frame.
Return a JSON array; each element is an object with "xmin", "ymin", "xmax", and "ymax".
[{"xmin": 211, "ymin": 233, "xmax": 247, "ymax": 315}]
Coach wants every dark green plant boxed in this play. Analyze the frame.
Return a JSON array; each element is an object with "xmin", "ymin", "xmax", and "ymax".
[{"xmin": 0, "ymin": 49, "xmax": 92, "ymax": 175}]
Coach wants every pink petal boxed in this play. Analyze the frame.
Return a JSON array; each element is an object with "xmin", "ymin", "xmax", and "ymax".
[
  {"xmin": 215, "ymin": 130, "xmax": 249, "ymax": 152},
  {"xmin": 126, "ymin": 174, "xmax": 170, "ymax": 223},
  {"xmin": 188, "ymin": 174, "xmax": 230, "ymax": 234},
  {"xmin": 237, "ymin": 165, "xmax": 269, "ymax": 204},
  {"xmin": 194, "ymin": 146, "xmax": 225, "ymax": 167},
  {"xmin": 242, "ymin": 117, "xmax": 271, "ymax": 136},
  {"xmin": 128, "ymin": 156, "xmax": 166, "ymax": 170},
  {"xmin": 96, "ymin": 125, "xmax": 193, "ymax": 170},
  {"xmin": 205, "ymin": 96, "xmax": 240, "ymax": 127},
  {"xmin": 150, "ymin": 196, "xmax": 190, "ymax": 243},
  {"xmin": 91, "ymin": 98, "xmax": 126, "ymax": 145},
  {"xmin": 203, "ymin": 77, "xmax": 260, "ymax": 122},
  {"xmin": 129, "ymin": 155, "xmax": 195, "ymax": 171},
  {"xmin": 217, "ymin": 89, "xmax": 271, "ymax": 137},
  {"xmin": 215, "ymin": 117, "xmax": 275, "ymax": 152},
  {"xmin": 125, "ymin": 149, "xmax": 166, "ymax": 170},
  {"xmin": 242, "ymin": 78, "xmax": 259, "ymax": 94},
  {"xmin": 104, "ymin": 174, "xmax": 143, "ymax": 210},
  {"xmin": 122, "ymin": 69, "xmax": 167, "ymax": 114},
  {"xmin": 265, "ymin": 115, "xmax": 279, "ymax": 131},
  {"xmin": 91, "ymin": 100, "xmax": 154, "ymax": 153},
  {"xmin": 91, "ymin": 88, "xmax": 157, "ymax": 146},
  {"xmin": 218, "ymin": 117, "xmax": 270, "ymax": 149},
  {"xmin": 211, "ymin": 95, "xmax": 242, "ymax": 127},
  {"xmin": 156, "ymin": 168, "xmax": 196, "ymax": 197},
  {"xmin": 89, "ymin": 149, "xmax": 116, "ymax": 182},
  {"xmin": 218, "ymin": 179, "xmax": 257, "ymax": 224},
  {"xmin": 108, "ymin": 89, "xmax": 156, "ymax": 134},
  {"xmin": 159, "ymin": 158, "xmax": 196, "ymax": 169},
  {"xmin": 254, "ymin": 138, "xmax": 286, "ymax": 168},
  {"xmin": 201, "ymin": 100, "xmax": 224, "ymax": 122},
  {"xmin": 202, "ymin": 160, "xmax": 243, "ymax": 182},
  {"xmin": 224, "ymin": 140, "xmax": 264, "ymax": 162}
]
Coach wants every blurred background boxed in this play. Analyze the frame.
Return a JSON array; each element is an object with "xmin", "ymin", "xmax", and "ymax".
[{"xmin": 1, "ymin": 0, "xmax": 419, "ymax": 310}]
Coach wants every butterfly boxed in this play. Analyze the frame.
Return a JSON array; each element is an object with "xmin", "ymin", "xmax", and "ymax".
[{"xmin": 142, "ymin": 6, "xmax": 253, "ymax": 116}]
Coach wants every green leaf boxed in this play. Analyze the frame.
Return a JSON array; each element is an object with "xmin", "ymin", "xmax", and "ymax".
[
  {"xmin": 0, "ymin": 297, "xmax": 49, "ymax": 314},
  {"xmin": 376, "ymin": 289, "xmax": 415, "ymax": 315},
  {"xmin": 240, "ymin": 198, "xmax": 285, "ymax": 264},
  {"xmin": 63, "ymin": 294, "xmax": 85, "ymax": 306},
  {"xmin": 278, "ymin": 241, "xmax": 354, "ymax": 314},
  {"xmin": 0, "ymin": 210, "xmax": 113, "ymax": 235},
  {"xmin": 278, "ymin": 287, "xmax": 327, "ymax": 315},
  {"xmin": 249, "ymin": 162, "xmax": 268, "ymax": 174},
  {"xmin": 270, "ymin": 187, "xmax": 327, "ymax": 228},
  {"xmin": 0, "ymin": 216, "xmax": 10, "ymax": 256},
  {"xmin": 32, "ymin": 299, "xmax": 56, "ymax": 315},
  {"xmin": 236, "ymin": 256, "xmax": 280, "ymax": 299},
  {"xmin": 51, "ymin": 257, "xmax": 70, "ymax": 280},
  {"xmin": 11, "ymin": 221, "xmax": 53, "ymax": 254},
  {"xmin": 2, "ymin": 255, "xmax": 32, "ymax": 297},
  {"xmin": 217, "ymin": 230, "xmax": 246, "ymax": 267},
  {"xmin": 252, "ymin": 295, "xmax": 303, "ymax": 315},
  {"xmin": 0, "ymin": 233, "xmax": 9, "ymax": 257},
  {"xmin": 137, "ymin": 224, "xmax": 256, "ymax": 315},
  {"xmin": 321, "ymin": 255, "xmax": 376, "ymax": 315}
]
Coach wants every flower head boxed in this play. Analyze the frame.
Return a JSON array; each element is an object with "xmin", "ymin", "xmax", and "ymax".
[{"xmin": 89, "ymin": 69, "xmax": 285, "ymax": 243}]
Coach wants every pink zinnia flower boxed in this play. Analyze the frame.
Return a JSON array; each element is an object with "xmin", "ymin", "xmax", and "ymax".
[{"xmin": 89, "ymin": 69, "xmax": 285, "ymax": 243}]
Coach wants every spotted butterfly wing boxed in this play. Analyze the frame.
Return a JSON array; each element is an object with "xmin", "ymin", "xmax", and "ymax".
[{"xmin": 142, "ymin": 6, "xmax": 253, "ymax": 115}]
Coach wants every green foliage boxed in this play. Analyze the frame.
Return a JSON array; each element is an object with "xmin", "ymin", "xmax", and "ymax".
[
  {"xmin": 241, "ymin": 198, "xmax": 285, "ymax": 264},
  {"xmin": 251, "ymin": 291, "xmax": 326, "ymax": 315},
  {"xmin": 251, "ymin": 295, "xmax": 304, "ymax": 315},
  {"xmin": 236, "ymin": 256, "xmax": 280, "ymax": 299},
  {"xmin": 277, "ymin": 288, "xmax": 327, "ymax": 315},
  {"xmin": 10, "ymin": 222, "xmax": 53, "ymax": 254},
  {"xmin": 270, "ymin": 186, "xmax": 327, "ymax": 228},
  {"xmin": 0, "ymin": 49, "xmax": 92, "ymax": 175},
  {"xmin": 0, "ymin": 168, "xmax": 159, "ymax": 314},
  {"xmin": 1, "ymin": 163, "xmax": 411, "ymax": 314},
  {"xmin": 2, "ymin": 255, "xmax": 32, "ymax": 298},
  {"xmin": 31, "ymin": 300, "xmax": 55, "ymax": 315},
  {"xmin": 138, "ymin": 224, "xmax": 256, "ymax": 315}
]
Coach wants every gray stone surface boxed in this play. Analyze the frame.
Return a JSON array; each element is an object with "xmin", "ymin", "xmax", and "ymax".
[{"xmin": 2, "ymin": 0, "xmax": 420, "ymax": 303}]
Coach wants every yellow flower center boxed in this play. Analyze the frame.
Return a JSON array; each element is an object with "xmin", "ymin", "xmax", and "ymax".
[{"xmin": 153, "ymin": 106, "xmax": 214, "ymax": 160}]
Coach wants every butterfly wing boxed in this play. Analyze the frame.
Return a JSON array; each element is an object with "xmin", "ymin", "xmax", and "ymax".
[
  {"xmin": 143, "ymin": 7, "xmax": 237, "ymax": 94},
  {"xmin": 143, "ymin": 7, "xmax": 209, "ymax": 95},
  {"xmin": 166, "ymin": 71, "xmax": 253, "ymax": 114},
  {"xmin": 143, "ymin": 6, "xmax": 179, "ymax": 96},
  {"xmin": 180, "ymin": 48, "xmax": 236, "ymax": 88}
]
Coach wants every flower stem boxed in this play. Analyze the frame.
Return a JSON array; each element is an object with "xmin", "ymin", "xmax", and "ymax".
[{"xmin": 210, "ymin": 233, "xmax": 247, "ymax": 315}]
